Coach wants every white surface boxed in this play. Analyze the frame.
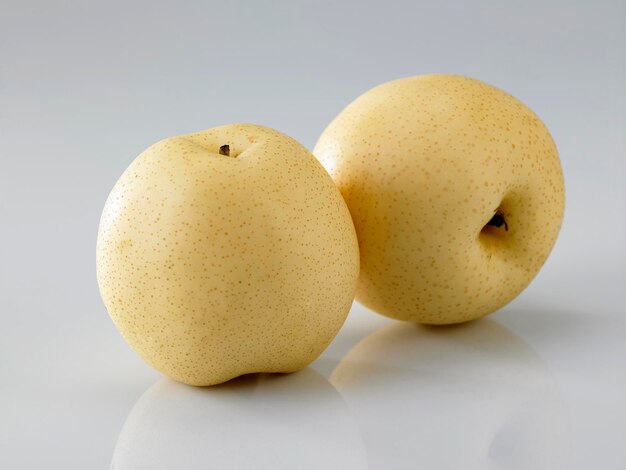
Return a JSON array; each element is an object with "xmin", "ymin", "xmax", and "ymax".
[
  {"xmin": 1, "ymin": 1, "xmax": 624, "ymax": 469},
  {"xmin": 3, "ymin": 280, "xmax": 626, "ymax": 469}
]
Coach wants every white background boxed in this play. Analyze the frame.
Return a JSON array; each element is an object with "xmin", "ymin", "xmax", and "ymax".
[{"xmin": 1, "ymin": 1, "xmax": 624, "ymax": 468}]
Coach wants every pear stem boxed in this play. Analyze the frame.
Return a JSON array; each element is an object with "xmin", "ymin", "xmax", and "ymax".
[
  {"xmin": 486, "ymin": 213, "xmax": 508, "ymax": 231},
  {"xmin": 219, "ymin": 144, "xmax": 230, "ymax": 157}
]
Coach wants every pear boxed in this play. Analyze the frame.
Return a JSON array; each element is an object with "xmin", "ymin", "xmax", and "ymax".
[
  {"xmin": 314, "ymin": 75, "xmax": 564, "ymax": 324},
  {"xmin": 97, "ymin": 124, "xmax": 359, "ymax": 385}
]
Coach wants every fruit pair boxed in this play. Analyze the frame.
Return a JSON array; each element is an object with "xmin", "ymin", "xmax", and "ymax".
[{"xmin": 97, "ymin": 75, "xmax": 564, "ymax": 386}]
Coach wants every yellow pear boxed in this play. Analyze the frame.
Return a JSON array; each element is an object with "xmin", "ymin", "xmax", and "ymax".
[
  {"xmin": 314, "ymin": 75, "xmax": 564, "ymax": 324},
  {"xmin": 97, "ymin": 124, "xmax": 359, "ymax": 385}
]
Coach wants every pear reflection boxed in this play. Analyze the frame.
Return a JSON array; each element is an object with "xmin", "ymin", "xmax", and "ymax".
[
  {"xmin": 112, "ymin": 369, "xmax": 366, "ymax": 470},
  {"xmin": 331, "ymin": 319, "xmax": 570, "ymax": 470}
]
